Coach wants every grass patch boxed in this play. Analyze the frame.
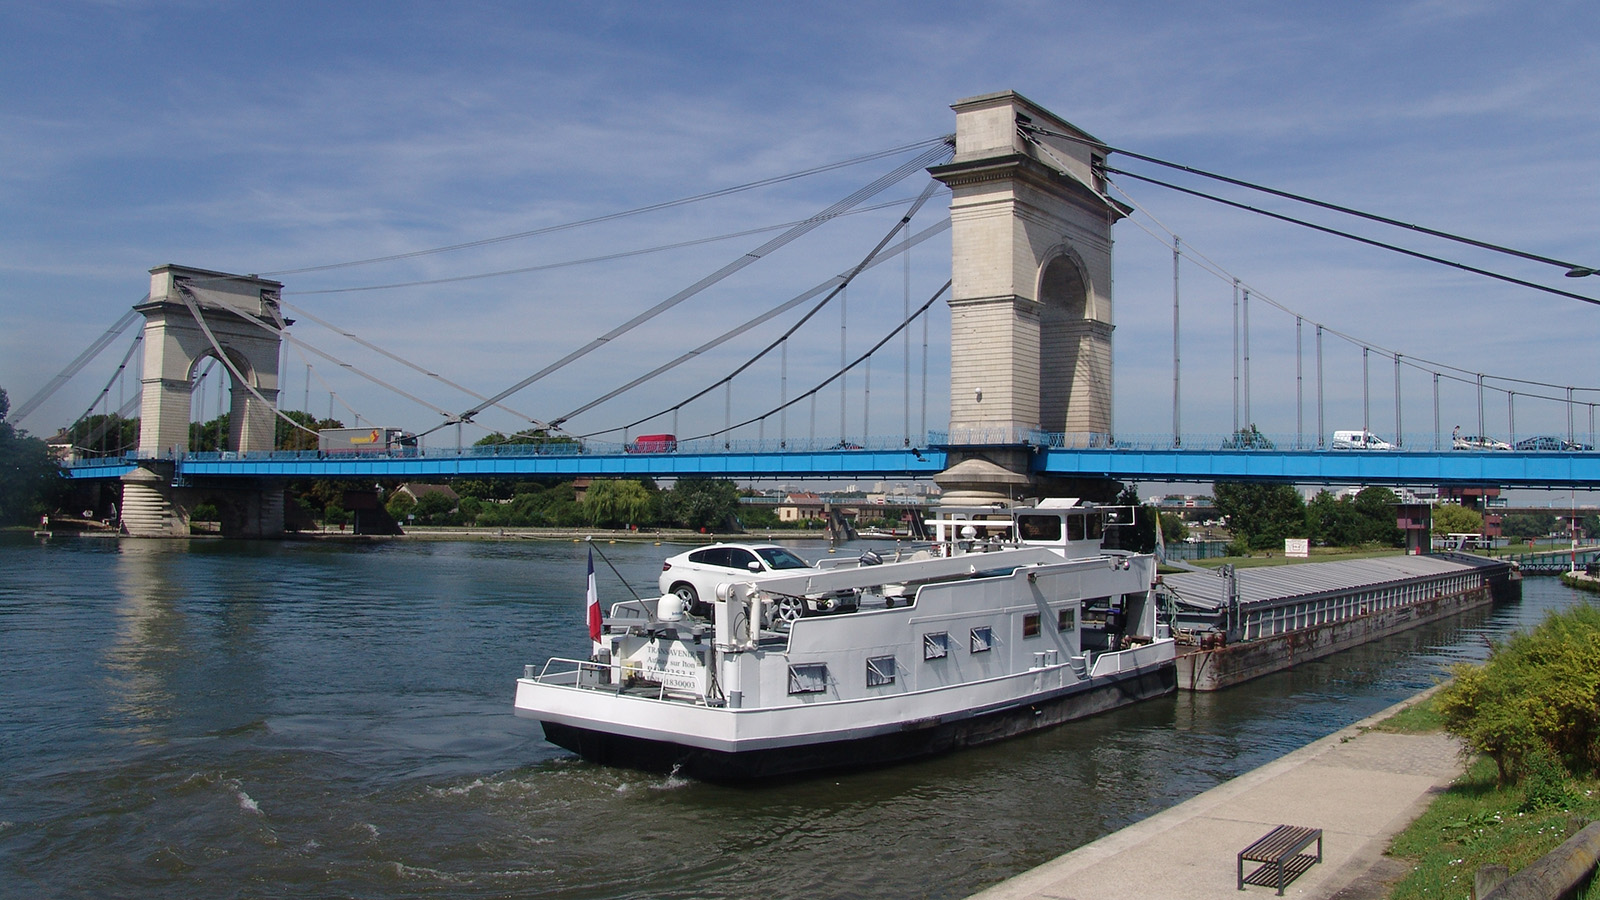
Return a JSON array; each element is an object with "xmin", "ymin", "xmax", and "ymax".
[
  {"xmin": 1368, "ymin": 695, "xmax": 1446, "ymax": 735},
  {"xmin": 1386, "ymin": 756, "xmax": 1600, "ymax": 900}
]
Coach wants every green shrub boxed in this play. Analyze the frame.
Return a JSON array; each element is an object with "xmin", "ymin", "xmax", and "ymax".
[{"xmin": 1435, "ymin": 602, "xmax": 1600, "ymax": 783}]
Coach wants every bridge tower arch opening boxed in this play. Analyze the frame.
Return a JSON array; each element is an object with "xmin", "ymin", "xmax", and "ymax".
[
  {"xmin": 1037, "ymin": 245, "xmax": 1110, "ymax": 435},
  {"xmin": 121, "ymin": 265, "xmax": 288, "ymax": 537},
  {"xmin": 929, "ymin": 91, "xmax": 1123, "ymax": 501}
]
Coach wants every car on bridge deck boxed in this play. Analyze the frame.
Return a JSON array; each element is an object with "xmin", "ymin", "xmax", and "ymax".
[
  {"xmin": 1453, "ymin": 434, "xmax": 1511, "ymax": 451},
  {"xmin": 1331, "ymin": 429, "xmax": 1395, "ymax": 450},
  {"xmin": 1513, "ymin": 435, "xmax": 1594, "ymax": 452}
]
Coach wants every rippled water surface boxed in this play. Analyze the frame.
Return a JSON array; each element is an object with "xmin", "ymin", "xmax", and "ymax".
[{"xmin": 0, "ymin": 533, "xmax": 1588, "ymax": 899}]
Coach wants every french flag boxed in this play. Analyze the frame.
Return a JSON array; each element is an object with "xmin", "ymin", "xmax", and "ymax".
[{"xmin": 586, "ymin": 547, "xmax": 602, "ymax": 654}]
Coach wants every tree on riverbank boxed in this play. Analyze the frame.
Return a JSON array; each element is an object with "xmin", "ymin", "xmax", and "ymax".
[
  {"xmin": 0, "ymin": 388, "xmax": 60, "ymax": 525},
  {"xmin": 1431, "ymin": 503, "xmax": 1485, "ymax": 537},
  {"xmin": 1213, "ymin": 482, "xmax": 1305, "ymax": 552}
]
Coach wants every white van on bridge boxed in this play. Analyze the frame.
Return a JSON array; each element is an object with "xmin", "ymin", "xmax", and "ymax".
[{"xmin": 1331, "ymin": 430, "xmax": 1395, "ymax": 450}]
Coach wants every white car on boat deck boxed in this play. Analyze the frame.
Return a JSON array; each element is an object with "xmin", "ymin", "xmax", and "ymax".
[{"xmin": 658, "ymin": 543, "xmax": 849, "ymax": 622}]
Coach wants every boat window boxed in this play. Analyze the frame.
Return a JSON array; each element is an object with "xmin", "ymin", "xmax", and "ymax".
[
  {"xmin": 866, "ymin": 655, "xmax": 897, "ymax": 687},
  {"xmin": 1087, "ymin": 514, "xmax": 1103, "ymax": 540},
  {"xmin": 970, "ymin": 626, "xmax": 993, "ymax": 654},
  {"xmin": 1058, "ymin": 608, "xmax": 1076, "ymax": 631},
  {"xmin": 1017, "ymin": 515, "xmax": 1061, "ymax": 542},
  {"xmin": 787, "ymin": 663, "xmax": 829, "ymax": 694},
  {"xmin": 1023, "ymin": 613, "xmax": 1041, "ymax": 638},
  {"xmin": 755, "ymin": 547, "xmax": 814, "ymax": 570},
  {"xmin": 1067, "ymin": 515, "xmax": 1086, "ymax": 542},
  {"xmin": 923, "ymin": 632, "xmax": 949, "ymax": 660}
]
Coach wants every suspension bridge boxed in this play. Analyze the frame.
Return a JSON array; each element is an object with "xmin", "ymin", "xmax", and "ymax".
[{"xmin": 16, "ymin": 91, "xmax": 1599, "ymax": 536}]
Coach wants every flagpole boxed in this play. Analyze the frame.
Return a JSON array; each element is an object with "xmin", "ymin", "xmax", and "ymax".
[{"xmin": 586, "ymin": 546, "xmax": 603, "ymax": 659}]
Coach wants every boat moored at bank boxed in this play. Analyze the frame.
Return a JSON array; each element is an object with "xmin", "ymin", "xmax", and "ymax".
[{"xmin": 515, "ymin": 500, "xmax": 1177, "ymax": 780}]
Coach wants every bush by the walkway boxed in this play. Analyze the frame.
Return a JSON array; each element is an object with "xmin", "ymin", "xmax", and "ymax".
[{"xmin": 1435, "ymin": 603, "xmax": 1600, "ymax": 784}]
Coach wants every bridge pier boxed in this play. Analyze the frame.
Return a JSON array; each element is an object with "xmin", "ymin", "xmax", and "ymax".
[
  {"xmin": 120, "ymin": 465, "xmax": 288, "ymax": 538},
  {"xmin": 930, "ymin": 91, "xmax": 1125, "ymax": 502}
]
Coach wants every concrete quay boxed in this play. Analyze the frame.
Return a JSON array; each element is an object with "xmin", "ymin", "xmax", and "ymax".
[{"xmin": 970, "ymin": 689, "xmax": 1462, "ymax": 900}]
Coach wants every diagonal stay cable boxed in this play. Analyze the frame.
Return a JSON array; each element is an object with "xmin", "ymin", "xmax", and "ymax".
[
  {"xmin": 683, "ymin": 281, "xmax": 951, "ymax": 441},
  {"xmin": 184, "ymin": 283, "xmax": 461, "ymax": 426},
  {"xmin": 67, "ymin": 331, "xmax": 144, "ymax": 447},
  {"xmin": 1107, "ymin": 167, "xmax": 1600, "ymax": 308},
  {"xmin": 555, "ymin": 181, "xmax": 948, "ymax": 429},
  {"xmin": 174, "ymin": 287, "xmax": 320, "ymax": 438},
  {"xmin": 445, "ymin": 140, "xmax": 955, "ymax": 431},
  {"xmin": 277, "ymin": 300, "xmax": 549, "ymax": 427},
  {"xmin": 12, "ymin": 307, "xmax": 143, "ymax": 426},
  {"xmin": 261, "ymin": 136, "xmax": 952, "ymax": 277}
]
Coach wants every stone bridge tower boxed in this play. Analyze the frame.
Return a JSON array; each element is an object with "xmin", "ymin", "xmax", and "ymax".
[
  {"xmin": 121, "ymin": 265, "xmax": 287, "ymax": 537},
  {"xmin": 929, "ymin": 91, "xmax": 1124, "ymax": 502}
]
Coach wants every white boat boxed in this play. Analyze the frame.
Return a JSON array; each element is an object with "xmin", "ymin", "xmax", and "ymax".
[{"xmin": 514, "ymin": 499, "xmax": 1177, "ymax": 780}]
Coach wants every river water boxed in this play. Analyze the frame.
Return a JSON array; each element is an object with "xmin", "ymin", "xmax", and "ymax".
[{"xmin": 0, "ymin": 533, "xmax": 1588, "ymax": 900}]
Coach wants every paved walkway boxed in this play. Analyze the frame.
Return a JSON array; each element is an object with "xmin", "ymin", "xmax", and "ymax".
[{"xmin": 970, "ymin": 689, "xmax": 1463, "ymax": 900}]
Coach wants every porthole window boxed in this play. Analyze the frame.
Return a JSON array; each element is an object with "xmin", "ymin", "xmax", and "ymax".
[
  {"xmin": 923, "ymin": 632, "xmax": 949, "ymax": 660},
  {"xmin": 971, "ymin": 626, "xmax": 993, "ymax": 653},
  {"xmin": 787, "ymin": 663, "xmax": 829, "ymax": 694},
  {"xmin": 866, "ymin": 655, "xmax": 896, "ymax": 687}
]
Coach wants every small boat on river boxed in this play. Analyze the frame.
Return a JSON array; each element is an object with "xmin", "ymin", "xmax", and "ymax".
[{"xmin": 514, "ymin": 499, "xmax": 1177, "ymax": 780}]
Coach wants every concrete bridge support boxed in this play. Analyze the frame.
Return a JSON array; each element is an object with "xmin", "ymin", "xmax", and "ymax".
[
  {"xmin": 121, "ymin": 265, "xmax": 288, "ymax": 537},
  {"xmin": 929, "ymin": 91, "xmax": 1126, "ymax": 502}
]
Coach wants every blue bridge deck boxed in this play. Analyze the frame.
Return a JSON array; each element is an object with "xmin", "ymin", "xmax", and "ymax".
[{"xmin": 62, "ymin": 439, "xmax": 1600, "ymax": 487}]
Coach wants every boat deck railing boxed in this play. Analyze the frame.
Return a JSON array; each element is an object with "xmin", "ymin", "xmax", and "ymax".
[{"xmin": 526, "ymin": 657, "xmax": 706, "ymax": 703}]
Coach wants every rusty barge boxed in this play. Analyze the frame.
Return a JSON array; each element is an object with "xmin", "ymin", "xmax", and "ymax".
[{"xmin": 1161, "ymin": 553, "xmax": 1520, "ymax": 691}]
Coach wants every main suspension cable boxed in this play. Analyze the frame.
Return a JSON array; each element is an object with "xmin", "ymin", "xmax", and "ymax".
[
  {"xmin": 262, "ymin": 136, "xmax": 952, "ymax": 277},
  {"xmin": 1019, "ymin": 120, "xmax": 1595, "ymax": 277},
  {"xmin": 1107, "ymin": 167, "xmax": 1600, "ymax": 308},
  {"xmin": 284, "ymin": 196, "xmax": 919, "ymax": 296}
]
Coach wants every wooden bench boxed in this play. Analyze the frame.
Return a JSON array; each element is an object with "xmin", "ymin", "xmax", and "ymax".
[{"xmin": 1237, "ymin": 824, "xmax": 1322, "ymax": 895}]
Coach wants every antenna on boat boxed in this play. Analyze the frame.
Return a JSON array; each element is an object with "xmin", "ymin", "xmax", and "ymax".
[{"xmin": 584, "ymin": 536, "xmax": 643, "ymax": 600}]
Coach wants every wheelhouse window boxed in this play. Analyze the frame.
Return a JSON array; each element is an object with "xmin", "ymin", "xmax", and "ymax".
[
  {"xmin": 866, "ymin": 655, "xmax": 896, "ymax": 687},
  {"xmin": 1017, "ymin": 514, "xmax": 1061, "ymax": 542},
  {"xmin": 970, "ymin": 626, "xmax": 993, "ymax": 654},
  {"xmin": 1023, "ymin": 613, "xmax": 1041, "ymax": 638},
  {"xmin": 787, "ymin": 663, "xmax": 829, "ymax": 694},
  {"xmin": 923, "ymin": 632, "xmax": 949, "ymax": 660}
]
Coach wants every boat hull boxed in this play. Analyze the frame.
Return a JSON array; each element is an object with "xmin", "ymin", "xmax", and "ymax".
[{"xmin": 537, "ymin": 662, "xmax": 1176, "ymax": 781}]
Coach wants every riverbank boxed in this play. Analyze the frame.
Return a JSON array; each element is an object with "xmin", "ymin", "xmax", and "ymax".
[
  {"xmin": 1561, "ymin": 569, "xmax": 1600, "ymax": 594},
  {"xmin": 968, "ymin": 685, "xmax": 1463, "ymax": 900}
]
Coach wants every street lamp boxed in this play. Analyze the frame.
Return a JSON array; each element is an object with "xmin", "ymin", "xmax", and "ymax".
[{"xmin": 1566, "ymin": 266, "xmax": 1598, "ymax": 278}]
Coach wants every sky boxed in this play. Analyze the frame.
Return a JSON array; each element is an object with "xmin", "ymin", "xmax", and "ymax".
[{"xmin": 2, "ymin": 0, "xmax": 1598, "ymax": 466}]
